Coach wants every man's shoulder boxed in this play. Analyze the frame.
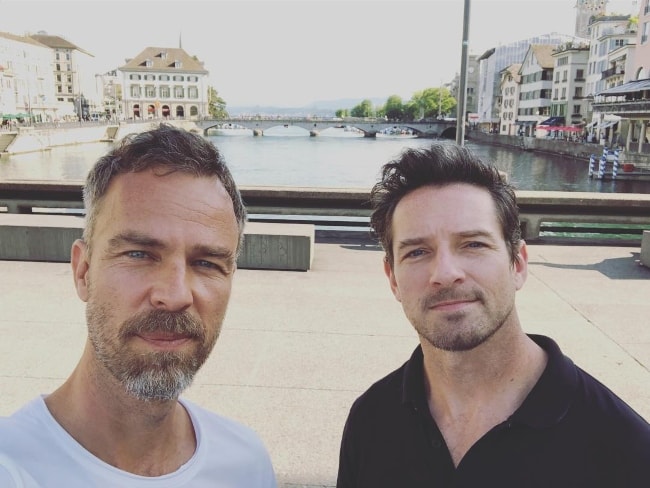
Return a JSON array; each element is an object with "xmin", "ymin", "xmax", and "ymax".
[
  {"xmin": 347, "ymin": 355, "xmax": 413, "ymax": 421},
  {"xmin": 573, "ymin": 365, "xmax": 650, "ymax": 434}
]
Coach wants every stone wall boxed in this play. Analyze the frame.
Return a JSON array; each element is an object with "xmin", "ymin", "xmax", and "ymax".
[{"xmin": 3, "ymin": 120, "xmax": 198, "ymax": 155}]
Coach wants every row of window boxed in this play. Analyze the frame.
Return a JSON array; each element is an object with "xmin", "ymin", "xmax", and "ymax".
[
  {"xmin": 129, "ymin": 74, "xmax": 200, "ymax": 82},
  {"xmin": 128, "ymin": 85, "xmax": 200, "ymax": 99}
]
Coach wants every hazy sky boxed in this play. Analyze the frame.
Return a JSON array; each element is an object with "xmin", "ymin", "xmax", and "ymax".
[{"xmin": 0, "ymin": 0, "xmax": 638, "ymax": 107}]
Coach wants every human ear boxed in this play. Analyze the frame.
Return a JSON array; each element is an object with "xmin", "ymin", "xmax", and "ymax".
[{"xmin": 71, "ymin": 239, "xmax": 90, "ymax": 302}]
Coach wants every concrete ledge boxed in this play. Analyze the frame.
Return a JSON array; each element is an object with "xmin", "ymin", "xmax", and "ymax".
[
  {"xmin": 239, "ymin": 222, "xmax": 314, "ymax": 271},
  {"xmin": 0, "ymin": 215, "xmax": 315, "ymax": 271},
  {"xmin": 641, "ymin": 230, "xmax": 650, "ymax": 267},
  {"xmin": 0, "ymin": 214, "xmax": 83, "ymax": 262}
]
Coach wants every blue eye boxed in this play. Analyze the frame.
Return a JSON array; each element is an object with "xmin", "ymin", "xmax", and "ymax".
[
  {"xmin": 126, "ymin": 250, "xmax": 148, "ymax": 259},
  {"xmin": 406, "ymin": 249, "xmax": 425, "ymax": 258}
]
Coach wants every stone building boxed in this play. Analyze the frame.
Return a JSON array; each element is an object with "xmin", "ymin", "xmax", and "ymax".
[{"xmin": 119, "ymin": 47, "xmax": 209, "ymax": 120}]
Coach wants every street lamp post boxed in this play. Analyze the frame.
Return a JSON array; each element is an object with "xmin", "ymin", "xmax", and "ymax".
[{"xmin": 456, "ymin": 0, "xmax": 471, "ymax": 146}]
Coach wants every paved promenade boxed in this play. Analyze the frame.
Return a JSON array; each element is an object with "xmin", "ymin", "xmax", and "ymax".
[{"xmin": 1, "ymin": 242, "xmax": 649, "ymax": 487}]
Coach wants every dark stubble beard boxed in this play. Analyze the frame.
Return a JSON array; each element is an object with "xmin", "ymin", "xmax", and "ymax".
[
  {"xmin": 415, "ymin": 287, "xmax": 512, "ymax": 352},
  {"xmin": 86, "ymin": 303, "xmax": 219, "ymax": 401}
]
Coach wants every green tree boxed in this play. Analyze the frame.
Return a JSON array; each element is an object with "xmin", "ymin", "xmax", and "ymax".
[
  {"xmin": 350, "ymin": 99, "xmax": 374, "ymax": 118},
  {"xmin": 383, "ymin": 95, "xmax": 405, "ymax": 121},
  {"xmin": 335, "ymin": 108, "xmax": 349, "ymax": 118},
  {"xmin": 208, "ymin": 86, "xmax": 228, "ymax": 119},
  {"xmin": 406, "ymin": 87, "xmax": 456, "ymax": 120}
]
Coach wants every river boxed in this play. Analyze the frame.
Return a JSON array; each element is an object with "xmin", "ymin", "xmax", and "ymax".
[{"xmin": 1, "ymin": 126, "xmax": 649, "ymax": 194}]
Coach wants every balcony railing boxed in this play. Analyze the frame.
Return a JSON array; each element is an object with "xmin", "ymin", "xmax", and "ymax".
[
  {"xmin": 601, "ymin": 67, "xmax": 625, "ymax": 80},
  {"xmin": 592, "ymin": 100, "xmax": 650, "ymax": 115}
]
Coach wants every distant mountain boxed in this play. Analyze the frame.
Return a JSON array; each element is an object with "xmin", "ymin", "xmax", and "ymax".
[{"xmin": 228, "ymin": 97, "xmax": 388, "ymax": 117}]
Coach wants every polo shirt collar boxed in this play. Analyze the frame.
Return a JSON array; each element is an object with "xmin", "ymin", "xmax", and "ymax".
[{"xmin": 400, "ymin": 334, "xmax": 577, "ymax": 428}]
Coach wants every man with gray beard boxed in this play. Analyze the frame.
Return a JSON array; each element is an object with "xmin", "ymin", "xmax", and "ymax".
[
  {"xmin": 0, "ymin": 124, "xmax": 277, "ymax": 487},
  {"xmin": 336, "ymin": 144, "xmax": 650, "ymax": 487}
]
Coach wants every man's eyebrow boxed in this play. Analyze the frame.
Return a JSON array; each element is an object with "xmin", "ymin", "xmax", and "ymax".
[
  {"xmin": 395, "ymin": 237, "xmax": 426, "ymax": 250},
  {"xmin": 395, "ymin": 230, "xmax": 497, "ymax": 249},
  {"xmin": 107, "ymin": 231, "xmax": 165, "ymax": 251},
  {"xmin": 457, "ymin": 230, "xmax": 497, "ymax": 240}
]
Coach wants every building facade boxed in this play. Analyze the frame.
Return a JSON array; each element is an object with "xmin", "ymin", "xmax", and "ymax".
[
  {"xmin": 498, "ymin": 63, "xmax": 521, "ymax": 135},
  {"xmin": 0, "ymin": 32, "xmax": 57, "ymax": 123},
  {"xmin": 119, "ymin": 47, "xmax": 209, "ymax": 120},
  {"xmin": 29, "ymin": 32, "xmax": 100, "ymax": 120},
  {"xmin": 477, "ymin": 32, "xmax": 585, "ymax": 132},
  {"xmin": 550, "ymin": 42, "xmax": 590, "ymax": 128},
  {"xmin": 517, "ymin": 45, "xmax": 556, "ymax": 133}
]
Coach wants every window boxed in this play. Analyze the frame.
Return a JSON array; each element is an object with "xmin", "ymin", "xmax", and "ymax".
[
  {"xmin": 131, "ymin": 85, "xmax": 141, "ymax": 97},
  {"xmin": 188, "ymin": 86, "xmax": 199, "ymax": 99},
  {"xmin": 130, "ymin": 74, "xmax": 141, "ymax": 80},
  {"xmin": 159, "ymin": 85, "xmax": 170, "ymax": 98},
  {"xmin": 144, "ymin": 74, "xmax": 155, "ymax": 81},
  {"xmin": 187, "ymin": 75, "xmax": 198, "ymax": 82},
  {"xmin": 174, "ymin": 86, "xmax": 184, "ymax": 98},
  {"xmin": 562, "ymin": 70, "xmax": 567, "ymax": 82},
  {"xmin": 159, "ymin": 75, "xmax": 170, "ymax": 81},
  {"xmin": 573, "ymin": 105, "xmax": 581, "ymax": 115},
  {"xmin": 561, "ymin": 87, "xmax": 566, "ymax": 99},
  {"xmin": 173, "ymin": 75, "xmax": 184, "ymax": 82},
  {"xmin": 145, "ymin": 59, "xmax": 153, "ymax": 68},
  {"xmin": 145, "ymin": 85, "xmax": 156, "ymax": 97},
  {"xmin": 575, "ymin": 69, "xmax": 584, "ymax": 80},
  {"xmin": 574, "ymin": 86, "xmax": 583, "ymax": 98}
]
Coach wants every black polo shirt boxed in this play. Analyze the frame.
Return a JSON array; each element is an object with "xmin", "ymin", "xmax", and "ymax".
[{"xmin": 337, "ymin": 334, "xmax": 650, "ymax": 487}]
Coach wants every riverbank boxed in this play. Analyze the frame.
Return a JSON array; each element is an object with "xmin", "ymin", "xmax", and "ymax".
[
  {"xmin": 0, "ymin": 119, "xmax": 198, "ymax": 156},
  {"xmin": 467, "ymin": 130, "xmax": 650, "ymax": 170}
]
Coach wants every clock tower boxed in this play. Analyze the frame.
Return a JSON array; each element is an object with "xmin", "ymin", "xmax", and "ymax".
[{"xmin": 575, "ymin": 0, "xmax": 608, "ymax": 38}]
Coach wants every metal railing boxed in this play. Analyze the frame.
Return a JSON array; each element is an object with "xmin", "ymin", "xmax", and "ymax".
[{"xmin": 1, "ymin": 181, "xmax": 649, "ymax": 245}]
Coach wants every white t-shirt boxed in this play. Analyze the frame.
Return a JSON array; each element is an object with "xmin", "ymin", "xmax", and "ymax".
[{"xmin": 0, "ymin": 396, "xmax": 276, "ymax": 487}]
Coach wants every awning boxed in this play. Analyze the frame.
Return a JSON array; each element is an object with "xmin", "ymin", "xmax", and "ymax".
[
  {"xmin": 516, "ymin": 120, "xmax": 536, "ymax": 126},
  {"xmin": 538, "ymin": 125, "xmax": 583, "ymax": 132},
  {"xmin": 539, "ymin": 116, "xmax": 565, "ymax": 126},
  {"xmin": 599, "ymin": 120, "xmax": 618, "ymax": 129},
  {"xmin": 596, "ymin": 78, "xmax": 650, "ymax": 96}
]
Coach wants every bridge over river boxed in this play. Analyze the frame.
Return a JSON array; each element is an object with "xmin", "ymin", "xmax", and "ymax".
[{"xmin": 196, "ymin": 118, "xmax": 458, "ymax": 138}]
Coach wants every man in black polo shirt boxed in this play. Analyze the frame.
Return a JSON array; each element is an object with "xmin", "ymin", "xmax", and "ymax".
[{"xmin": 336, "ymin": 144, "xmax": 650, "ymax": 487}]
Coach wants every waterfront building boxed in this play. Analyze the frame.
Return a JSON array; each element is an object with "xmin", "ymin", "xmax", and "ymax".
[
  {"xmin": 517, "ymin": 45, "xmax": 556, "ymax": 133},
  {"xmin": 477, "ymin": 32, "xmax": 585, "ymax": 133},
  {"xmin": 497, "ymin": 63, "xmax": 521, "ymax": 136},
  {"xmin": 449, "ymin": 53, "xmax": 480, "ymax": 121},
  {"xmin": 584, "ymin": 15, "xmax": 635, "ymax": 141},
  {"xmin": 0, "ymin": 32, "xmax": 57, "ymax": 123},
  {"xmin": 585, "ymin": 15, "xmax": 636, "ymax": 97},
  {"xmin": 550, "ymin": 42, "xmax": 590, "ymax": 129},
  {"xmin": 592, "ymin": 0, "xmax": 650, "ymax": 153},
  {"xmin": 95, "ymin": 69, "xmax": 122, "ymax": 120},
  {"xmin": 28, "ymin": 32, "xmax": 100, "ymax": 121},
  {"xmin": 118, "ymin": 46, "xmax": 209, "ymax": 120},
  {"xmin": 575, "ymin": 0, "xmax": 609, "ymax": 39},
  {"xmin": 636, "ymin": 0, "xmax": 650, "ymax": 78}
]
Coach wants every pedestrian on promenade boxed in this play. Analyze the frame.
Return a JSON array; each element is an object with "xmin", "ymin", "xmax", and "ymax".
[
  {"xmin": 336, "ymin": 144, "xmax": 650, "ymax": 487},
  {"xmin": 0, "ymin": 124, "xmax": 276, "ymax": 487}
]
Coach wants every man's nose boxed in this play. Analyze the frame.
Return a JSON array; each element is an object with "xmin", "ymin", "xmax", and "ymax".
[
  {"xmin": 149, "ymin": 262, "xmax": 193, "ymax": 311},
  {"xmin": 429, "ymin": 248, "xmax": 465, "ymax": 286}
]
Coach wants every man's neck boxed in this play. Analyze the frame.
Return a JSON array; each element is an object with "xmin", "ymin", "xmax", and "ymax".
[
  {"xmin": 421, "ymin": 329, "xmax": 548, "ymax": 467},
  {"xmin": 44, "ymin": 356, "xmax": 196, "ymax": 477}
]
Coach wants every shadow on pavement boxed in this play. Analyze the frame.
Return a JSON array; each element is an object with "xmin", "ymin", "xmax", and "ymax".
[{"xmin": 528, "ymin": 252, "xmax": 650, "ymax": 280}]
